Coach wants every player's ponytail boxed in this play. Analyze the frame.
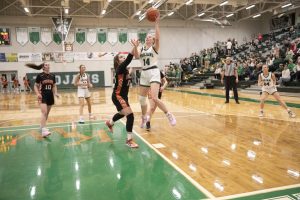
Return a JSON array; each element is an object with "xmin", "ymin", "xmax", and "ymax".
[
  {"xmin": 113, "ymin": 54, "xmax": 120, "ymax": 70},
  {"xmin": 25, "ymin": 63, "xmax": 44, "ymax": 70}
]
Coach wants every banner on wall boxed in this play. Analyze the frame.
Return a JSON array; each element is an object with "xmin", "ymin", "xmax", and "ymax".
[
  {"xmin": 31, "ymin": 53, "xmax": 42, "ymax": 62},
  {"xmin": 0, "ymin": 28, "xmax": 11, "ymax": 46},
  {"xmin": 76, "ymin": 28, "xmax": 86, "ymax": 45},
  {"xmin": 128, "ymin": 29, "xmax": 138, "ymax": 42},
  {"xmin": 97, "ymin": 28, "xmax": 107, "ymax": 44},
  {"xmin": 28, "ymin": 27, "xmax": 40, "ymax": 44},
  {"xmin": 108, "ymin": 29, "xmax": 118, "ymax": 46},
  {"xmin": 16, "ymin": 27, "xmax": 28, "ymax": 46},
  {"xmin": 6, "ymin": 53, "xmax": 18, "ymax": 62},
  {"xmin": 53, "ymin": 52, "xmax": 74, "ymax": 63},
  {"xmin": 0, "ymin": 53, "xmax": 5, "ymax": 62},
  {"xmin": 41, "ymin": 27, "xmax": 52, "ymax": 46},
  {"xmin": 27, "ymin": 71, "xmax": 105, "ymax": 89},
  {"xmin": 52, "ymin": 17, "xmax": 72, "ymax": 41},
  {"xmin": 18, "ymin": 53, "xmax": 32, "ymax": 62},
  {"xmin": 42, "ymin": 52, "xmax": 54, "ymax": 62},
  {"xmin": 66, "ymin": 30, "xmax": 75, "ymax": 44},
  {"xmin": 118, "ymin": 28, "xmax": 128, "ymax": 44},
  {"xmin": 87, "ymin": 28, "xmax": 97, "ymax": 45},
  {"xmin": 138, "ymin": 30, "xmax": 147, "ymax": 44},
  {"xmin": 53, "ymin": 31, "xmax": 62, "ymax": 45}
]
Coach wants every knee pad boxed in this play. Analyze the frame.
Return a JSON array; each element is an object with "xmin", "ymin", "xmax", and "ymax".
[{"xmin": 139, "ymin": 95, "xmax": 147, "ymax": 106}]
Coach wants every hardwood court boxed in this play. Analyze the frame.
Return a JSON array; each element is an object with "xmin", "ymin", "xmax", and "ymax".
[{"xmin": 0, "ymin": 87, "xmax": 299, "ymax": 200}]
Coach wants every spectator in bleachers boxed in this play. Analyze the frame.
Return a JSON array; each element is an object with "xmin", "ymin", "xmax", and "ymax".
[
  {"xmin": 214, "ymin": 65, "xmax": 222, "ymax": 80},
  {"xmin": 278, "ymin": 64, "xmax": 291, "ymax": 86},
  {"xmin": 226, "ymin": 39, "xmax": 232, "ymax": 56},
  {"xmin": 296, "ymin": 57, "xmax": 300, "ymax": 81}
]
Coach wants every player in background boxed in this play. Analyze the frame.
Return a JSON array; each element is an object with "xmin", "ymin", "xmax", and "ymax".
[
  {"xmin": 258, "ymin": 64, "xmax": 296, "ymax": 118},
  {"xmin": 74, "ymin": 65, "xmax": 94, "ymax": 123}
]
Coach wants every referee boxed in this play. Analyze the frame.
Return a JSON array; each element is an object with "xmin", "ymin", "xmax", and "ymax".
[{"xmin": 221, "ymin": 57, "xmax": 240, "ymax": 104}]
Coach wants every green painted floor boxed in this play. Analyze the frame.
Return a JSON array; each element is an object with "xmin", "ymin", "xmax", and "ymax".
[{"xmin": 0, "ymin": 121, "xmax": 206, "ymax": 200}]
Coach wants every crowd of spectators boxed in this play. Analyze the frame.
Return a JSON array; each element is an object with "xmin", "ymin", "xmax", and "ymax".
[{"xmin": 164, "ymin": 25, "xmax": 300, "ymax": 87}]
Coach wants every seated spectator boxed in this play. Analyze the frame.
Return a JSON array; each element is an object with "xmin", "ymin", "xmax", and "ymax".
[
  {"xmin": 287, "ymin": 59, "xmax": 296, "ymax": 81},
  {"xmin": 214, "ymin": 65, "xmax": 222, "ymax": 80},
  {"xmin": 296, "ymin": 57, "xmax": 300, "ymax": 81},
  {"xmin": 278, "ymin": 64, "xmax": 291, "ymax": 86}
]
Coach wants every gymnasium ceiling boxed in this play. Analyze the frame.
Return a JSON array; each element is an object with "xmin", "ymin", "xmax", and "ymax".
[{"xmin": 0, "ymin": 0, "xmax": 298, "ymax": 24}]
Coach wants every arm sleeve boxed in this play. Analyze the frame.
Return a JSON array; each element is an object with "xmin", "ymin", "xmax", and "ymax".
[{"xmin": 118, "ymin": 53, "xmax": 133, "ymax": 73}]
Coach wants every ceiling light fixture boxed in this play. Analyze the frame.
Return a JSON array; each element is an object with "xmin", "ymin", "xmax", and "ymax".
[
  {"xmin": 226, "ymin": 13, "xmax": 234, "ymax": 17},
  {"xmin": 281, "ymin": 3, "xmax": 292, "ymax": 8},
  {"xmin": 253, "ymin": 13, "xmax": 261, "ymax": 18},
  {"xmin": 246, "ymin": 5, "xmax": 255, "ymax": 10},
  {"xmin": 198, "ymin": 12, "xmax": 205, "ymax": 17},
  {"xmin": 168, "ymin": 11, "xmax": 174, "ymax": 16},
  {"xmin": 220, "ymin": 1, "xmax": 228, "ymax": 6}
]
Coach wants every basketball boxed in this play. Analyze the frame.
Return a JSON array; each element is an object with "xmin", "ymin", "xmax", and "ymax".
[{"xmin": 146, "ymin": 7, "xmax": 159, "ymax": 22}]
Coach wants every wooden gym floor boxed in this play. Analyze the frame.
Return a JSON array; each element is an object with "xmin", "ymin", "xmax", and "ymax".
[{"xmin": 0, "ymin": 87, "xmax": 299, "ymax": 200}]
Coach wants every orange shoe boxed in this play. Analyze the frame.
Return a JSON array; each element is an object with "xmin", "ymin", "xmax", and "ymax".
[
  {"xmin": 105, "ymin": 120, "xmax": 114, "ymax": 132},
  {"xmin": 126, "ymin": 139, "xmax": 139, "ymax": 148}
]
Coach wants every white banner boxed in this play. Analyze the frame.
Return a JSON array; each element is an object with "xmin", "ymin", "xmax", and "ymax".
[
  {"xmin": 66, "ymin": 30, "xmax": 75, "ymax": 44},
  {"xmin": 16, "ymin": 28, "xmax": 28, "ymax": 46},
  {"xmin": 41, "ymin": 27, "xmax": 52, "ymax": 46},
  {"xmin": 31, "ymin": 53, "xmax": 43, "ymax": 62},
  {"xmin": 128, "ymin": 30, "xmax": 138, "ymax": 42},
  {"xmin": 86, "ymin": 28, "xmax": 97, "ymax": 45},
  {"xmin": 17, "ymin": 53, "xmax": 31, "ymax": 62},
  {"xmin": 108, "ymin": 29, "xmax": 118, "ymax": 46}
]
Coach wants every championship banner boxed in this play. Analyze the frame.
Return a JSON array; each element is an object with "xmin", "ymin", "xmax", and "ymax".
[
  {"xmin": 41, "ymin": 27, "xmax": 52, "ymax": 46},
  {"xmin": 31, "ymin": 53, "xmax": 42, "ymax": 62},
  {"xmin": 108, "ymin": 29, "xmax": 118, "ymax": 46},
  {"xmin": 0, "ymin": 53, "xmax": 6, "ymax": 62},
  {"xmin": 53, "ymin": 31, "xmax": 62, "ymax": 45},
  {"xmin": 52, "ymin": 17, "xmax": 72, "ymax": 41},
  {"xmin": 128, "ymin": 30, "xmax": 138, "ymax": 42},
  {"xmin": 97, "ymin": 28, "xmax": 107, "ymax": 44},
  {"xmin": 138, "ymin": 30, "xmax": 147, "ymax": 44},
  {"xmin": 18, "ymin": 53, "xmax": 32, "ymax": 62},
  {"xmin": 28, "ymin": 27, "xmax": 40, "ymax": 44},
  {"xmin": 76, "ymin": 28, "xmax": 86, "ymax": 45},
  {"xmin": 5, "ymin": 53, "xmax": 18, "ymax": 62},
  {"xmin": 16, "ymin": 27, "xmax": 28, "ymax": 46},
  {"xmin": 42, "ymin": 52, "xmax": 54, "ymax": 62},
  {"xmin": 66, "ymin": 30, "xmax": 74, "ymax": 44},
  {"xmin": 87, "ymin": 28, "xmax": 97, "ymax": 45},
  {"xmin": 27, "ymin": 71, "xmax": 105, "ymax": 89},
  {"xmin": 118, "ymin": 28, "xmax": 128, "ymax": 44}
]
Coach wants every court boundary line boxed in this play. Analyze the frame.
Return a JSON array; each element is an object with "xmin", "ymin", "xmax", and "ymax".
[
  {"xmin": 168, "ymin": 88, "xmax": 300, "ymax": 108},
  {"xmin": 120, "ymin": 120, "xmax": 216, "ymax": 200},
  {"xmin": 218, "ymin": 183, "xmax": 300, "ymax": 199},
  {"xmin": 0, "ymin": 121, "xmax": 105, "ymax": 133}
]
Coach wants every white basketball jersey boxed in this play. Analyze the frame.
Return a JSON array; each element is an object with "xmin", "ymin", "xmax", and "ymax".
[
  {"xmin": 260, "ymin": 72, "xmax": 274, "ymax": 89},
  {"xmin": 78, "ymin": 73, "xmax": 89, "ymax": 89},
  {"xmin": 140, "ymin": 46, "xmax": 158, "ymax": 69}
]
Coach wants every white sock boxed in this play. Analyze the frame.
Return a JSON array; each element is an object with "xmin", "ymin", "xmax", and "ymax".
[{"xmin": 127, "ymin": 133, "xmax": 133, "ymax": 140}]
